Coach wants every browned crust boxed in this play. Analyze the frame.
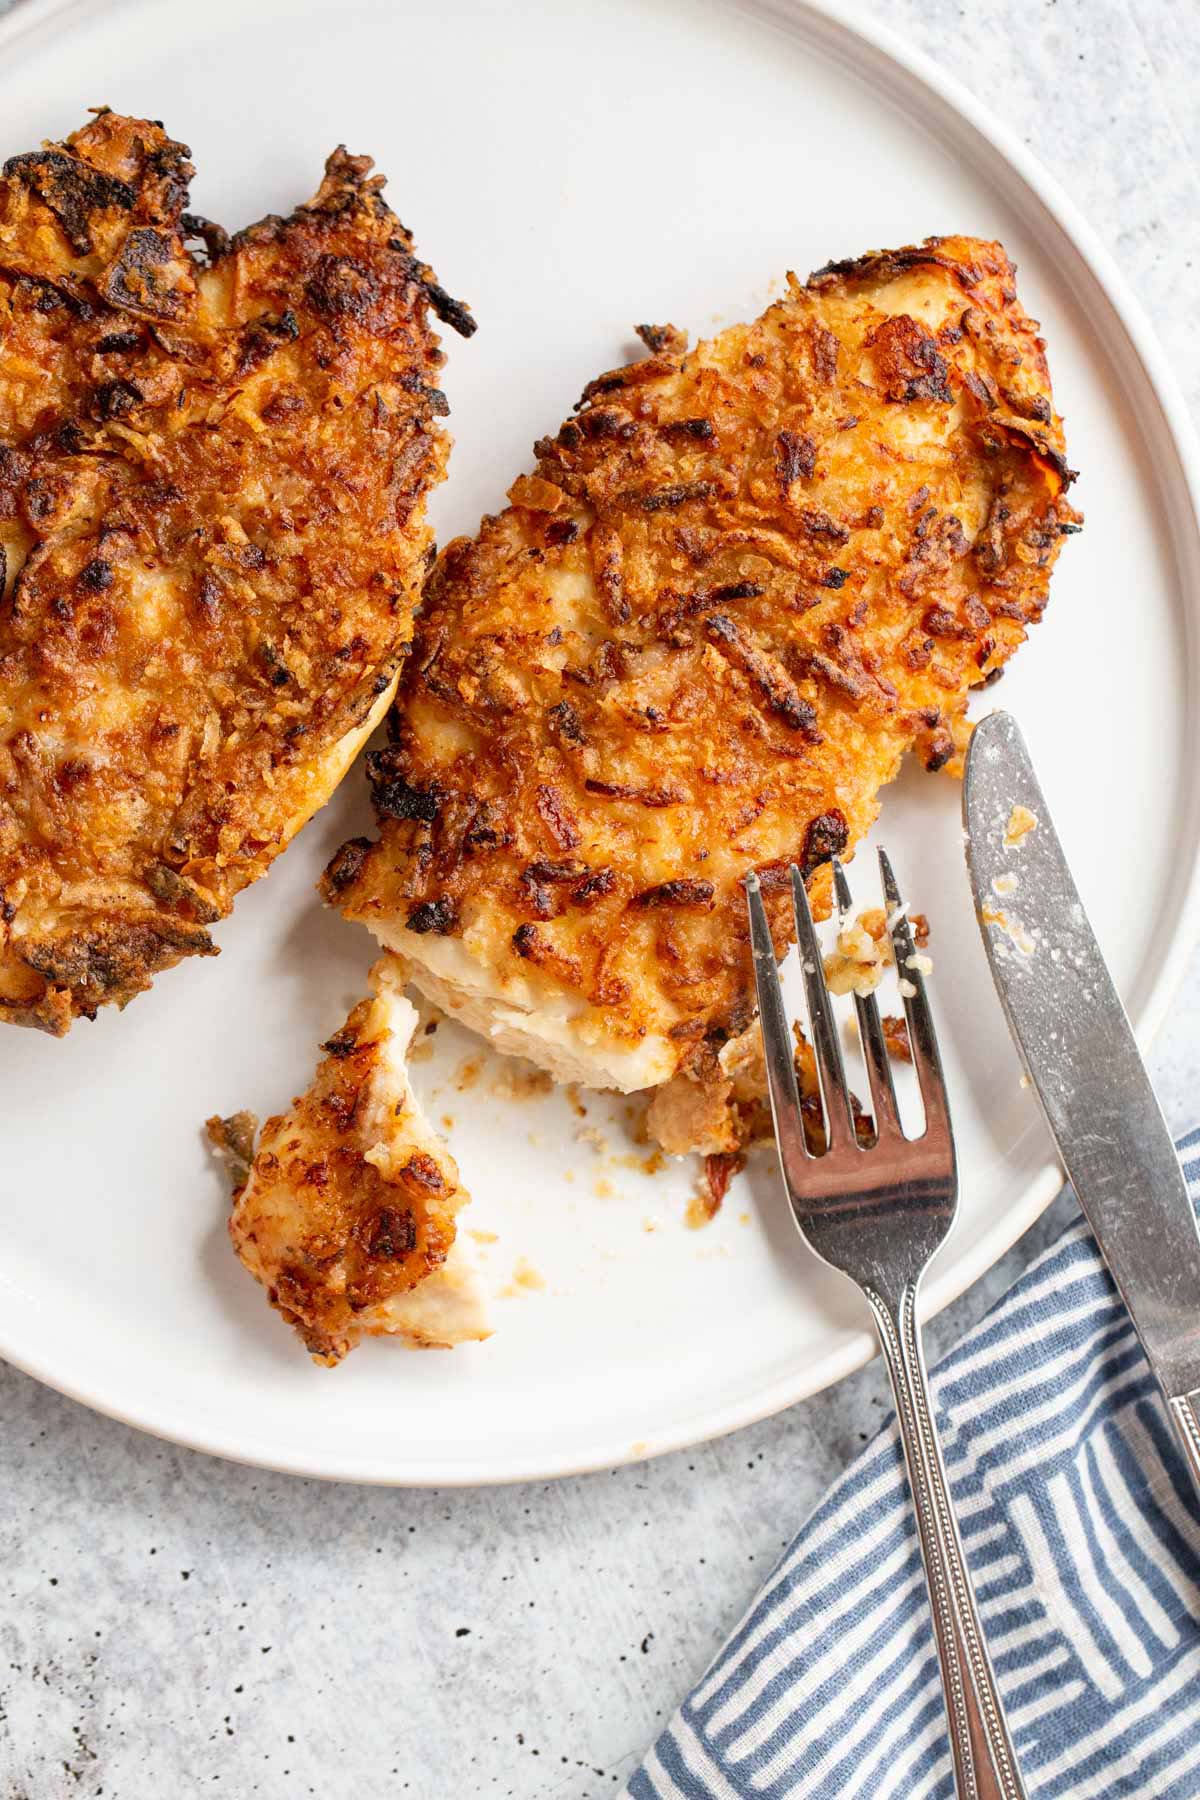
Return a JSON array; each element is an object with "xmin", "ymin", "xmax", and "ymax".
[
  {"xmin": 0, "ymin": 111, "xmax": 472, "ymax": 1031},
  {"xmin": 329, "ymin": 234, "xmax": 1079, "ymax": 1084},
  {"xmin": 225, "ymin": 986, "xmax": 464, "ymax": 1366}
]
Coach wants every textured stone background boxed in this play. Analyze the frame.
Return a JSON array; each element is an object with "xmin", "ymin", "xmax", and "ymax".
[{"xmin": 0, "ymin": 2, "xmax": 1198, "ymax": 1796}]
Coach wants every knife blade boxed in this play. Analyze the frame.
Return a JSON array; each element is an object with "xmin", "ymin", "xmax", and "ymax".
[{"xmin": 963, "ymin": 708, "xmax": 1200, "ymax": 1491}]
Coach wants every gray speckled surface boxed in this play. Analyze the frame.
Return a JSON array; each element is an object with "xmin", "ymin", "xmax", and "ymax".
[{"xmin": 2, "ymin": 2, "xmax": 1199, "ymax": 1795}]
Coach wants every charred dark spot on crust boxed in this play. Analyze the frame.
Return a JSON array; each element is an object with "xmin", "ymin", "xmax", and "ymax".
[
  {"xmin": 236, "ymin": 308, "xmax": 300, "ymax": 375},
  {"xmin": 365, "ymin": 748, "xmax": 442, "ymax": 823},
  {"xmin": 321, "ymin": 1026, "xmax": 360, "ymax": 1058},
  {"xmin": 577, "ymin": 372, "xmax": 629, "ymax": 405},
  {"xmin": 580, "ymin": 408, "xmax": 636, "ymax": 443},
  {"xmin": 999, "ymin": 385, "xmax": 1052, "ymax": 424},
  {"xmin": 322, "ymin": 836, "xmax": 372, "ymax": 896},
  {"xmin": 258, "ymin": 641, "xmax": 292, "ymax": 686},
  {"xmin": 548, "ymin": 699, "xmax": 586, "ymax": 746},
  {"xmin": 989, "ymin": 419, "xmax": 1077, "ymax": 489},
  {"xmin": 181, "ymin": 212, "xmax": 230, "ymax": 262},
  {"xmin": 462, "ymin": 801, "xmax": 513, "ymax": 857},
  {"xmin": 417, "ymin": 278, "xmax": 476, "ymax": 338},
  {"xmin": 822, "ymin": 567, "xmax": 849, "ymax": 589},
  {"xmin": 524, "ymin": 857, "xmax": 585, "ymax": 884},
  {"xmin": 710, "ymin": 581, "xmax": 764, "ymax": 602},
  {"xmin": 382, "ymin": 240, "xmax": 476, "ymax": 338},
  {"xmin": 4, "ymin": 148, "xmax": 136, "ymax": 254},
  {"xmin": 544, "ymin": 517, "xmax": 580, "ymax": 547},
  {"xmin": 520, "ymin": 855, "xmax": 586, "ymax": 917},
  {"xmin": 572, "ymin": 866, "xmax": 615, "ymax": 907},
  {"xmin": 260, "ymin": 392, "xmax": 305, "ymax": 424},
  {"xmin": 366, "ymin": 1207, "xmax": 418, "ymax": 1259},
  {"xmin": 512, "ymin": 922, "xmax": 540, "ymax": 959},
  {"xmin": 77, "ymin": 558, "xmax": 113, "ymax": 593},
  {"xmin": 776, "ymin": 430, "xmax": 817, "ymax": 488},
  {"xmin": 635, "ymin": 322, "xmax": 687, "ymax": 356},
  {"xmin": 398, "ymin": 371, "xmax": 450, "ymax": 417},
  {"xmin": 921, "ymin": 729, "xmax": 955, "ymax": 772},
  {"xmin": 399, "ymin": 1152, "xmax": 447, "ymax": 1193},
  {"xmin": 144, "ymin": 862, "xmax": 222, "ymax": 923},
  {"xmin": 633, "ymin": 878, "xmax": 715, "ymax": 909},
  {"xmin": 798, "ymin": 509, "xmax": 850, "ymax": 546},
  {"xmin": 963, "ymin": 370, "xmax": 996, "ymax": 410},
  {"xmin": 866, "ymin": 314, "xmax": 953, "ymax": 405},
  {"xmin": 56, "ymin": 420, "xmax": 86, "ymax": 455},
  {"xmin": 801, "ymin": 809, "xmax": 848, "ymax": 877},
  {"xmin": 704, "ymin": 613, "xmax": 822, "ymax": 740},
  {"xmin": 746, "ymin": 860, "xmax": 791, "ymax": 893},
  {"xmin": 922, "ymin": 605, "xmax": 972, "ymax": 640},
  {"xmin": 307, "ymin": 254, "xmax": 381, "ymax": 323},
  {"xmin": 809, "ymin": 241, "xmax": 980, "ymax": 291},
  {"xmin": 405, "ymin": 895, "xmax": 458, "ymax": 935},
  {"xmin": 585, "ymin": 778, "xmax": 685, "ymax": 807},
  {"xmin": 95, "ymin": 330, "xmax": 143, "ymax": 354},
  {"xmin": 20, "ymin": 917, "xmax": 215, "ymax": 1001},
  {"xmin": 661, "ymin": 417, "xmax": 714, "ymax": 443},
  {"xmin": 91, "ymin": 377, "xmax": 143, "ymax": 421},
  {"xmin": 100, "ymin": 227, "xmax": 192, "ymax": 320},
  {"xmin": 638, "ymin": 480, "xmax": 715, "ymax": 514}
]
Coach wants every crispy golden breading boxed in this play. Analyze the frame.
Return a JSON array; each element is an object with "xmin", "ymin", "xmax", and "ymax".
[
  {"xmin": 328, "ymin": 236, "xmax": 1079, "ymax": 1118},
  {"xmin": 0, "ymin": 110, "xmax": 473, "ymax": 1032},
  {"xmin": 224, "ymin": 957, "xmax": 488, "ymax": 1365}
]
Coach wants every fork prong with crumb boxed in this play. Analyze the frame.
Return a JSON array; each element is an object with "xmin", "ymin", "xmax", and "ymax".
[{"xmin": 746, "ymin": 849, "xmax": 1028, "ymax": 1800}]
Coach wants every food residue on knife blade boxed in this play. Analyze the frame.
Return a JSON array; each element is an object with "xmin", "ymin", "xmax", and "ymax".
[
  {"xmin": 982, "ymin": 904, "xmax": 1037, "ymax": 956},
  {"xmin": 1004, "ymin": 804, "xmax": 1039, "ymax": 848}
]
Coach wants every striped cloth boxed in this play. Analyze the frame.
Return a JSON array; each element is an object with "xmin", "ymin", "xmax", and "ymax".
[{"xmin": 626, "ymin": 1129, "xmax": 1200, "ymax": 1798}]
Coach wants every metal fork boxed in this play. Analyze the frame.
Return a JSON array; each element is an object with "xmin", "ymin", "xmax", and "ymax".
[{"xmin": 745, "ymin": 850, "xmax": 1027, "ymax": 1800}]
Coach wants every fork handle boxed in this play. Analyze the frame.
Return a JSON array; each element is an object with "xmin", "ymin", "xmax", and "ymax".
[{"xmin": 866, "ymin": 1281, "xmax": 1028, "ymax": 1800}]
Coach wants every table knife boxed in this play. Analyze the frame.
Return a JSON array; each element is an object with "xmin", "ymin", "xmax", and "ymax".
[{"xmin": 963, "ymin": 708, "xmax": 1200, "ymax": 1492}]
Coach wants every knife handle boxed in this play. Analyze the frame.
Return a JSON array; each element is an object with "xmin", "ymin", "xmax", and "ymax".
[{"xmin": 1167, "ymin": 1390, "xmax": 1200, "ymax": 1500}]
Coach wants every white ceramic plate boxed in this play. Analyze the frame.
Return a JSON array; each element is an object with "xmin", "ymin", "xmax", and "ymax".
[{"xmin": 1, "ymin": 0, "xmax": 1198, "ymax": 1486}]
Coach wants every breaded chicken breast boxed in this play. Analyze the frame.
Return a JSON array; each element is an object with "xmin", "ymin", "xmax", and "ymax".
[
  {"xmin": 222, "ymin": 957, "xmax": 488, "ymax": 1365},
  {"xmin": 327, "ymin": 236, "xmax": 1078, "ymax": 1135},
  {"xmin": 0, "ymin": 110, "xmax": 472, "ymax": 1033}
]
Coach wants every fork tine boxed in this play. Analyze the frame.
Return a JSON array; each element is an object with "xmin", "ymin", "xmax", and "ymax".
[
  {"xmin": 745, "ymin": 874, "xmax": 811, "ymax": 1180},
  {"xmin": 831, "ymin": 857, "xmax": 902, "ymax": 1141},
  {"xmin": 878, "ymin": 847, "xmax": 950, "ymax": 1136},
  {"xmin": 790, "ymin": 864, "xmax": 856, "ymax": 1149}
]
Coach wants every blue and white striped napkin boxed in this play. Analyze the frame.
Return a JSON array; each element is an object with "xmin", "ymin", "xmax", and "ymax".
[{"xmin": 627, "ymin": 1129, "xmax": 1200, "ymax": 1799}]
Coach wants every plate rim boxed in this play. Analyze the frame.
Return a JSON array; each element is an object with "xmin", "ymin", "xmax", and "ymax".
[{"xmin": 0, "ymin": 0, "xmax": 1198, "ymax": 1485}]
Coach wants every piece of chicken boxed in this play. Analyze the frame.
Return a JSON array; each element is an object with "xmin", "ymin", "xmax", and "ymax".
[
  {"xmin": 0, "ymin": 110, "xmax": 472, "ymax": 1032},
  {"xmin": 326, "ymin": 235, "xmax": 1079, "ymax": 1146},
  {"xmin": 221, "ymin": 957, "xmax": 489, "ymax": 1365}
]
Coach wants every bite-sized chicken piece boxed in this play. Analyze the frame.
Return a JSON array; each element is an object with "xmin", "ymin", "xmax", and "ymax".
[
  {"xmin": 326, "ymin": 235, "xmax": 1079, "ymax": 1143},
  {"xmin": 0, "ymin": 110, "xmax": 473, "ymax": 1033},
  {"xmin": 222, "ymin": 958, "xmax": 489, "ymax": 1365}
]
